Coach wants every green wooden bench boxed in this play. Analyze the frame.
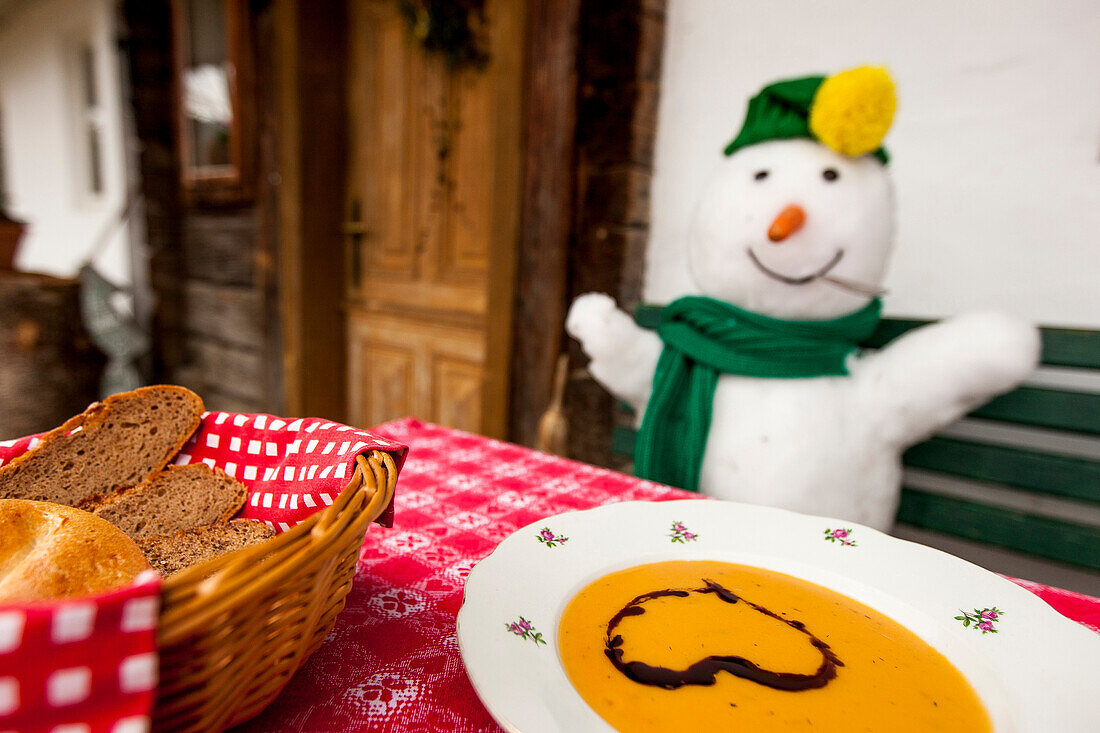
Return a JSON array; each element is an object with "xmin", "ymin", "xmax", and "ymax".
[{"xmin": 612, "ymin": 305, "xmax": 1100, "ymax": 572}]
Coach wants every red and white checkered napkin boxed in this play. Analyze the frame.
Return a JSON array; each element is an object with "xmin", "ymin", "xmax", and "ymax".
[
  {"xmin": 172, "ymin": 411, "xmax": 407, "ymax": 531},
  {"xmin": 0, "ymin": 410, "xmax": 408, "ymax": 733},
  {"xmin": 0, "ymin": 572, "xmax": 161, "ymax": 733}
]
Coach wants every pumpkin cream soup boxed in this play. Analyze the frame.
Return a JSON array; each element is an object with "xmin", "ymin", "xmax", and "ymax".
[{"xmin": 558, "ymin": 561, "xmax": 991, "ymax": 732}]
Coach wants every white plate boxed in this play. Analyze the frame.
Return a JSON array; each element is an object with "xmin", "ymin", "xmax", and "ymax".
[{"xmin": 456, "ymin": 500, "xmax": 1100, "ymax": 732}]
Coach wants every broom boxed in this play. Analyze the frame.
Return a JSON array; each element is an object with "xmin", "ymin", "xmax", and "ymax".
[{"xmin": 536, "ymin": 353, "xmax": 570, "ymax": 455}]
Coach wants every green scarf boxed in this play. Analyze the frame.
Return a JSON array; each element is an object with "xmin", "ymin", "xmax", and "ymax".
[{"xmin": 634, "ymin": 296, "xmax": 882, "ymax": 492}]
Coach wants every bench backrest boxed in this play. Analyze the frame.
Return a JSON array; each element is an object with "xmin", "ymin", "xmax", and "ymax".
[{"xmin": 613, "ymin": 306, "xmax": 1100, "ymax": 571}]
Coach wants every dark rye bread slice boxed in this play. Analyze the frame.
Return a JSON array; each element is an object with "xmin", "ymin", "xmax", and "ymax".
[
  {"xmin": 0, "ymin": 385, "xmax": 204, "ymax": 507},
  {"xmin": 136, "ymin": 520, "xmax": 276, "ymax": 576},
  {"xmin": 90, "ymin": 464, "xmax": 248, "ymax": 540}
]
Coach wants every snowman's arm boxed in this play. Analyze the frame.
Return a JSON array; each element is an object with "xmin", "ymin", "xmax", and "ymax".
[
  {"xmin": 855, "ymin": 311, "xmax": 1040, "ymax": 447},
  {"xmin": 566, "ymin": 293, "xmax": 664, "ymax": 414}
]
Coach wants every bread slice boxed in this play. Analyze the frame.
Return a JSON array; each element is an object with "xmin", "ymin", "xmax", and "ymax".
[
  {"xmin": 136, "ymin": 519, "xmax": 276, "ymax": 576},
  {"xmin": 0, "ymin": 385, "xmax": 204, "ymax": 507},
  {"xmin": 90, "ymin": 464, "xmax": 248, "ymax": 540}
]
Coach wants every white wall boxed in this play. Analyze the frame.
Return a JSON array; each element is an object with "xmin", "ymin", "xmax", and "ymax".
[
  {"xmin": 0, "ymin": 0, "xmax": 131, "ymax": 285},
  {"xmin": 649, "ymin": 0, "xmax": 1100, "ymax": 328}
]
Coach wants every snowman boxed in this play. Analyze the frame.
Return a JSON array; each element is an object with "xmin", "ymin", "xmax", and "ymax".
[{"xmin": 566, "ymin": 67, "xmax": 1039, "ymax": 530}]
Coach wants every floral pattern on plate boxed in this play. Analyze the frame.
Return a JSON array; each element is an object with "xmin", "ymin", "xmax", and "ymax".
[
  {"xmin": 824, "ymin": 527, "xmax": 857, "ymax": 547},
  {"xmin": 535, "ymin": 527, "xmax": 568, "ymax": 548},
  {"xmin": 669, "ymin": 521, "xmax": 698, "ymax": 543},
  {"xmin": 956, "ymin": 607, "xmax": 1004, "ymax": 634},
  {"xmin": 506, "ymin": 616, "xmax": 546, "ymax": 645}
]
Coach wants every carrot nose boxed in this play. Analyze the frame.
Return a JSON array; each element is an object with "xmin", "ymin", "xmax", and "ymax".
[{"xmin": 768, "ymin": 205, "xmax": 806, "ymax": 242}]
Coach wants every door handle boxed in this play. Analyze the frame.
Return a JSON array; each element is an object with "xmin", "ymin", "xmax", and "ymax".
[{"xmin": 344, "ymin": 200, "xmax": 367, "ymax": 289}]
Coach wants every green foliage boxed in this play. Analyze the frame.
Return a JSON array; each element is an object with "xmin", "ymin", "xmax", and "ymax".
[{"xmin": 398, "ymin": 0, "xmax": 490, "ymax": 70}]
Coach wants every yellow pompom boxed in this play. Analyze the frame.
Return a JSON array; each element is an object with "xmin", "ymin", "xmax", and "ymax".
[{"xmin": 809, "ymin": 67, "xmax": 896, "ymax": 157}]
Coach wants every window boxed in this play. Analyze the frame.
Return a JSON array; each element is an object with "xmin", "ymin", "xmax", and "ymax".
[
  {"xmin": 172, "ymin": 0, "xmax": 253, "ymax": 201},
  {"xmin": 67, "ymin": 40, "xmax": 106, "ymax": 203},
  {"xmin": 78, "ymin": 45, "xmax": 104, "ymax": 196}
]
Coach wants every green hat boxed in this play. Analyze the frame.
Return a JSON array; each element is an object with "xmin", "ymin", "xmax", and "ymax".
[{"xmin": 723, "ymin": 67, "xmax": 896, "ymax": 164}]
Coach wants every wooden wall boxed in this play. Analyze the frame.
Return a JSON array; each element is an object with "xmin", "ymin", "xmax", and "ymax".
[{"xmin": 123, "ymin": 0, "xmax": 282, "ymax": 415}]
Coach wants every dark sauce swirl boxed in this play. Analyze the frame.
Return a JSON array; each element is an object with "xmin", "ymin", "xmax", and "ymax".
[{"xmin": 603, "ymin": 579, "xmax": 843, "ymax": 691}]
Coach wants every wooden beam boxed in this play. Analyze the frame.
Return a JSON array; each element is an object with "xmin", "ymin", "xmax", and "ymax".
[
  {"xmin": 273, "ymin": 0, "xmax": 347, "ymax": 422},
  {"xmin": 481, "ymin": 0, "xmax": 527, "ymax": 440},
  {"xmin": 273, "ymin": 0, "xmax": 302, "ymax": 415},
  {"xmin": 562, "ymin": 0, "xmax": 665, "ymax": 469},
  {"xmin": 508, "ymin": 0, "xmax": 582, "ymax": 447}
]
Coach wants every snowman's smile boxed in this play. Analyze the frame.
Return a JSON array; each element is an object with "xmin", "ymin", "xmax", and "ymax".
[{"xmin": 746, "ymin": 248, "xmax": 845, "ymax": 285}]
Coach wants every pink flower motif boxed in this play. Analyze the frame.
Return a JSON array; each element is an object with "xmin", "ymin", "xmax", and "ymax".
[
  {"xmin": 535, "ymin": 526, "xmax": 568, "ymax": 547},
  {"xmin": 824, "ymin": 527, "xmax": 857, "ymax": 546},
  {"xmin": 506, "ymin": 616, "xmax": 547, "ymax": 645},
  {"xmin": 669, "ymin": 521, "xmax": 697, "ymax": 543},
  {"xmin": 955, "ymin": 606, "xmax": 1003, "ymax": 633}
]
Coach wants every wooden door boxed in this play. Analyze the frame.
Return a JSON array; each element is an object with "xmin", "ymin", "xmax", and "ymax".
[{"xmin": 344, "ymin": 0, "xmax": 523, "ymax": 436}]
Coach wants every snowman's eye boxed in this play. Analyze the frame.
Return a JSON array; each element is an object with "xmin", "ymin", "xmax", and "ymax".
[
  {"xmin": 753, "ymin": 170, "xmax": 769, "ymax": 181},
  {"xmin": 822, "ymin": 168, "xmax": 839, "ymax": 182}
]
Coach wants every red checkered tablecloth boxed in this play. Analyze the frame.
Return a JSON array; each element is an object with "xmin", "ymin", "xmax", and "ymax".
[{"xmin": 235, "ymin": 417, "xmax": 1100, "ymax": 733}]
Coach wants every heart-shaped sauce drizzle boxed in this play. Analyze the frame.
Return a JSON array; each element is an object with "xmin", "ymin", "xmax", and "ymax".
[{"xmin": 604, "ymin": 579, "xmax": 843, "ymax": 691}]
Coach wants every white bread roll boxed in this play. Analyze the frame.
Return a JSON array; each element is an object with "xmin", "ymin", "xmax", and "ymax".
[{"xmin": 0, "ymin": 499, "xmax": 151, "ymax": 602}]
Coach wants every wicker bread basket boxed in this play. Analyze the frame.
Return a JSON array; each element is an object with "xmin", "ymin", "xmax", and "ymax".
[{"xmin": 152, "ymin": 450, "xmax": 397, "ymax": 732}]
